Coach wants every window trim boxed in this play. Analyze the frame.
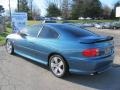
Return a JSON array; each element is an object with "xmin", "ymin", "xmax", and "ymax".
[
  {"xmin": 37, "ymin": 25, "xmax": 44, "ymax": 37},
  {"xmin": 30, "ymin": 25, "xmax": 42, "ymax": 37},
  {"xmin": 38, "ymin": 25, "xmax": 60, "ymax": 39}
]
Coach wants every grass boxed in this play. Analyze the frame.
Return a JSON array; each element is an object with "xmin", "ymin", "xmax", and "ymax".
[
  {"xmin": 0, "ymin": 27, "xmax": 12, "ymax": 46},
  {"xmin": 27, "ymin": 20, "xmax": 41, "ymax": 26},
  {"xmin": 66, "ymin": 20, "xmax": 115, "ymax": 23}
]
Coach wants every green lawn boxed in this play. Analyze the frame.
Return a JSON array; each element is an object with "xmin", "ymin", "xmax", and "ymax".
[
  {"xmin": 66, "ymin": 20, "xmax": 114, "ymax": 23},
  {"xmin": 27, "ymin": 20, "xmax": 41, "ymax": 26},
  {"xmin": 0, "ymin": 27, "xmax": 12, "ymax": 46}
]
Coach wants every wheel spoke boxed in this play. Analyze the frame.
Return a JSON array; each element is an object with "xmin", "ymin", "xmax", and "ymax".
[
  {"xmin": 58, "ymin": 67, "xmax": 63, "ymax": 74},
  {"xmin": 9, "ymin": 46, "xmax": 11, "ymax": 50},
  {"xmin": 6, "ymin": 41, "xmax": 12, "ymax": 53},
  {"xmin": 51, "ymin": 63, "xmax": 56, "ymax": 68},
  {"xmin": 54, "ymin": 67, "xmax": 58, "ymax": 74},
  {"xmin": 50, "ymin": 56, "xmax": 65, "ymax": 77},
  {"xmin": 58, "ymin": 61, "xmax": 63, "ymax": 67},
  {"xmin": 53, "ymin": 57, "xmax": 58, "ymax": 64}
]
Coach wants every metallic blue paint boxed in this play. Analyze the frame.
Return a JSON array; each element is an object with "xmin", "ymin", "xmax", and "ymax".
[{"xmin": 6, "ymin": 24, "xmax": 114, "ymax": 75}]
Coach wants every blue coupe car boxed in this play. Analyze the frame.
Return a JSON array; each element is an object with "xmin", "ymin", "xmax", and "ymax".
[{"xmin": 6, "ymin": 23, "xmax": 114, "ymax": 77}]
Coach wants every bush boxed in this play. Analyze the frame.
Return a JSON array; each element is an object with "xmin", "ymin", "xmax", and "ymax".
[{"xmin": 6, "ymin": 21, "xmax": 12, "ymax": 28}]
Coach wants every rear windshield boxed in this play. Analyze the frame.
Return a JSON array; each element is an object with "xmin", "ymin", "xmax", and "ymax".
[
  {"xmin": 45, "ymin": 21, "xmax": 56, "ymax": 23},
  {"xmin": 53, "ymin": 25, "xmax": 97, "ymax": 38}
]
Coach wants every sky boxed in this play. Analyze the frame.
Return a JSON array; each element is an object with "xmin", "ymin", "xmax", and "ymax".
[
  {"xmin": 100, "ymin": 0, "xmax": 119, "ymax": 7},
  {"xmin": 0, "ymin": 0, "xmax": 119, "ymax": 16}
]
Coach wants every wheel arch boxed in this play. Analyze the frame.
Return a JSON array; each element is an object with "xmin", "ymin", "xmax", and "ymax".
[
  {"xmin": 48, "ymin": 52, "xmax": 69, "ymax": 68},
  {"xmin": 6, "ymin": 38, "xmax": 8, "ymax": 43},
  {"xmin": 6, "ymin": 38, "xmax": 14, "ymax": 46}
]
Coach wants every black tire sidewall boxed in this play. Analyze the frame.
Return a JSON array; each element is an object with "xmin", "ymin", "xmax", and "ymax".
[
  {"xmin": 113, "ymin": 26, "xmax": 116, "ymax": 30},
  {"xmin": 102, "ymin": 26, "xmax": 105, "ymax": 29}
]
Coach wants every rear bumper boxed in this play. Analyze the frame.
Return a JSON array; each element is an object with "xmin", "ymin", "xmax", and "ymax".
[{"xmin": 67, "ymin": 54, "xmax": 114, "ymax": 75}]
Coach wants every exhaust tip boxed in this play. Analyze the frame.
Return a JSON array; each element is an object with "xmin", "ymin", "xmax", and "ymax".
[{"xmin": 90, "ymin": 72, "xmax": 98, "ymax": 75}]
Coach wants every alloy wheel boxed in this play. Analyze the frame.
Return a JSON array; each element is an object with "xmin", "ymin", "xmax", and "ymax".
[
  {"xmin": 49, "ymin": 55, "xmax": 67, "ymax": 77},
  {"xmin": 6, "ymin": 40, "xmax": 13, "ymax": 54}
]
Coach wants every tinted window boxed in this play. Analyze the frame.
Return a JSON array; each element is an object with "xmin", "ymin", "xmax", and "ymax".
[
  {"xmin": 53, "ymin": 25, "xmax": 97, "ymax": 38},
  {"xmin": 20, "ymin": 25, "xmax": 41, "ymax": 37},
  {"xmin": 39, "ymin": 26, "xmax": 59, "ymax": 39},
  {"xmin": 28, "ymin": 25, "xmax": 42, "ymax": 37},
  {"xmin": 45, "ymin": 21, "xmax": 56, "ymax": 23}
]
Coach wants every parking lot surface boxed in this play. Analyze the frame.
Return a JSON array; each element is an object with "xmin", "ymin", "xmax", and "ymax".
[{"xmin": 0, "ymin": 28, "xmax": 120, "ymax": 90}]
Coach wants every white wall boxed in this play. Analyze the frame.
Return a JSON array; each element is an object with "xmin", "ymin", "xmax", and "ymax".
[{"xmin": 116, "ymin": 6, "xmax": 120, "ymax": 17}]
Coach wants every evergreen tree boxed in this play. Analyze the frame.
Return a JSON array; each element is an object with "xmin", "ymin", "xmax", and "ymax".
[
  {"xmin": 47, "ymin": 3, "xmax": 61, "ymax": 17},
  {"xmin": 17, "ymin": 0, "xmax": 32, "ymax": 19},
  {"xmin": 71, "ymin": 0, "xmax": 102, "ymax": 19}
]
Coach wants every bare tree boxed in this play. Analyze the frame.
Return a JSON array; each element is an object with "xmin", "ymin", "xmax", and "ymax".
[
  {"xmin": 102, "ymin": 5, "xmax": 112, "ymax": 18},
  {"xmin": 45, "ymin": 0, "xmax": 63, "ymax": 9},
  {"xmin": 32, "ymin": 8, "xmax": 41, "ymax": 20},
  {"xmin": 62, "ymin": 0, "xmax": 72, "ymax": 19},
  {"xmin": 30, "ymin": 0, "xmax": 33, "ymax": 19},
  {"xmin": 8, "ymin": 0, "xmax": 11, "ymax": 19},
  {"xmin": 17, "ymin": 0, "xmax": 20, "ymax": 11},
  {"xmin": 45, "ymin": 0, "xmax": 72, "ymax": 18}
]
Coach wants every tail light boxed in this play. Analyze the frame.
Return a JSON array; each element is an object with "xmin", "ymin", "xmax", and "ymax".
[{"xmin": 82, "ymin": 48, "xmax": 99, "ymax": 57}]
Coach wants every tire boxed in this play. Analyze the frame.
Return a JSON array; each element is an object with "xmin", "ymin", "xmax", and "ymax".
[
  {"xmin": 113, "ymin": 26, "xmax": 117, "ymax": 30},
  {"xmin": 49, "ymin": 55, "xmax": 68, "ymax": 78},
  {"xmin": 6, "ymin": 40, "xmax": 14, "ymax": 54},
  {"xmin": 102, "ymin": 26, "xmax": 105, "ymax": 29}
]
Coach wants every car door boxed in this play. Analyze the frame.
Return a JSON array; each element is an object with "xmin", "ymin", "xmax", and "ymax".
[
  {"xmin": 13, "ymin": 27, "xmax": 32, "ymax": 55},
  {"xmin": 23, "ymin": 25, "xmax": 48, "ymax": 64},
  {"xmin": 27, "ymin": 25, "xmax": 59, "ymax": 64},
  {"xmin": 14, "ymin": 25, "xmax": 42, "ymax": 58},
  {"xmin": 15, "ymin": 25, "xmax": 59, "ymax": 64}
]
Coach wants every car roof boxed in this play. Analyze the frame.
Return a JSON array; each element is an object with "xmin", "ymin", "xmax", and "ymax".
[
  {"xmin": 28, "ymin": 23, "xmax": 66, "ymax": 28},
  {"xmin": 44, "ymin": 23, "xmax": 72, "ymax": 28},
  {"xmin": 44, "ymin": 23, "xmax": 65, "ymax": 25},
  {"xmin": 44, "ymin": 23, "xmax": 75, "ymax": 32}
]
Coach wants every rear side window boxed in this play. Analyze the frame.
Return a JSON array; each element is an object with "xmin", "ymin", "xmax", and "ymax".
[
  {"xmin": 39, "ymin": 26, "xmax": 59, "ymax": 39},
  {"xmin": 54, "ymin": 25, "xmax": 97, "ymax": 38}
]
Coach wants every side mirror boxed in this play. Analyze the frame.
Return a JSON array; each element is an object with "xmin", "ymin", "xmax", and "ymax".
[{"xmin": 20, "ymin": 32, "xmax": 28, "ymax": 37}]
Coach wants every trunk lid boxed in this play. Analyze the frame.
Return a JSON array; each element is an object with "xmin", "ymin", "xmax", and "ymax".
[{"xmin": 78, "ymin": 35, "xmax": 114, "ymax": 57}]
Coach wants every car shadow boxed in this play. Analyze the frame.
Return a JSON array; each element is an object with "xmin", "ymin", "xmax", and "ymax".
[
  {"xmin": 13, "ymin": 54, "xmax": 120, "ymax": 90},
  {"xmin": 63, "ymin": 64, "xmax": 120, "ymax": 90},
  {"xmin": 13, "ymin": 54, "xmax": 49, "ymax": 70}
]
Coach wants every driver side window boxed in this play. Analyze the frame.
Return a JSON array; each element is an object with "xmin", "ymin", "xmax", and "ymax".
[
  {"xmin": 20, "ymin": 25, "xmax": 42, "ymax": 37},
  {"xmin": 27, "ymin": 25, "xmax": 42, "ymax": 37}
]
